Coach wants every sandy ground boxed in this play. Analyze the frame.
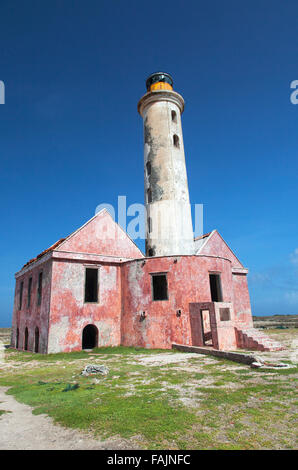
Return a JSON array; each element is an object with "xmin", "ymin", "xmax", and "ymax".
[
  {"xmin": 0, "ymin": 386, "xmax": 138, "ymax": 450},
  {"xmin": 0, "ymin": 340, "xmax": 139, "ymax": 450},
  {"xmin": 136, "ymin": 352, "xmax": 203, "ymax": 365}
]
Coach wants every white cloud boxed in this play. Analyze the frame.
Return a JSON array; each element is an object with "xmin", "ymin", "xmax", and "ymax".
[
  {"xmin": 285, "ymin": 291, "xmax": 298, "ymax": 305},
  {"xmin": 249, "ymin": 272, "xmax": 270, "ymax": 284},
  {"xmin": 290, "ymin": 248, "xmax": 298, "ymax": 265}
]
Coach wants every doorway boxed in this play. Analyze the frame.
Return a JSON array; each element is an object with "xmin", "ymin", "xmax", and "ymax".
[
  {"xmin": 24, "ymin": 327, "xmax": 29, "ymax": 351},
  {"xmin": 82, "ymin": 324, "xmax": 98, "ymax": 350},
  {"xmin": 34, "ymin": 327, "xmax": 39, "ymax": 353},
  {"xmin": 200, "ymin": 310, "xmax": 213, "ymax": 346},
  {"xmin": 209, "ymin": 274, "xmax": 223, "ymax": 302},
  {"xmin": 16, "ymin": 328, "xmax": 19, "ymax": 349}
]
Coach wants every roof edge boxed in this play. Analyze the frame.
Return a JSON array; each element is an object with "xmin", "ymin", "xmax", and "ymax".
[{"xmin": 197, "ymin": 229, "xmax": 244, "ymax": 268}]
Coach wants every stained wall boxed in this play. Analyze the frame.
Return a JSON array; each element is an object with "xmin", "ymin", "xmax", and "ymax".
[{"xmin": 11, "ymin": 256, "xmax": 52, "ymax": 354}]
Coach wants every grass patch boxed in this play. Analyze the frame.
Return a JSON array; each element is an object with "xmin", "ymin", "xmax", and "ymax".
[
  {"xmin": 5, "ymin": 346, "xmax": 176, "ymax": 363},
  {"xmin": 1, "ymin": 345, "xmax": 297, "ymax": 449}
]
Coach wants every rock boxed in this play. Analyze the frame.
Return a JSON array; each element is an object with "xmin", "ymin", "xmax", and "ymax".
[
  {"xmin": 81, "ymin": 364, "xmax": 109, "ymax": 376},
  {"xmin": 250, "ymin": 361, "xmax": 263, "ymax": 368}
]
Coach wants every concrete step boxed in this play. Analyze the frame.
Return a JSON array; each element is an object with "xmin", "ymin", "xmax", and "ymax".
[{"xmin": 235, "ymin": 327, "xmax": 285, "ymax": 352}]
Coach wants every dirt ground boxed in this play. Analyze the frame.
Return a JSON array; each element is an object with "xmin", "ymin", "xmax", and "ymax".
[
  {"xmin": 0, "ymin": 386, "xmax": 139, "ymax": 450},
  {"xmin": 0, "ymin": 339, "xmax": 140, "ymax": 450}
]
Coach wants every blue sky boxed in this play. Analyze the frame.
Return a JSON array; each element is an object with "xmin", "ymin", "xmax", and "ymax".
[{"xmin": 0, "ymin": 0, "xmax": 297, "ymax": 326}]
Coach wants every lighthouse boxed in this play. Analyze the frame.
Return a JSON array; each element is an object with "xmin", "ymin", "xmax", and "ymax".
[
  {"xmin": 11, "ymin": 71, "xmax": 275, "ymax": 355},
  {"xmin": 138, "ymin": 72, "xmax": 195, "ymax": 257}
]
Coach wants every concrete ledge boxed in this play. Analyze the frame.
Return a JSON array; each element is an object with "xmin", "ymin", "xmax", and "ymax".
[{"xmin": 172, "ymin": 343, "xmax": 258, "ymax": 365}]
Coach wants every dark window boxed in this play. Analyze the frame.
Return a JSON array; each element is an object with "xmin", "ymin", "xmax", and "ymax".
[
  {"xmin": 148, "ymin": 248, "xmax": 154, "ymax": 257},
  {"xmin": 152, "ymin": 273, "xmax": 168, "ymax": 301},
  {"xmin": 148, "ymin": 217, "xmax": 152, "ymax": 233},
  {"xmin": 37, "ymin": 272, "xmax": 43, "ymax": 306},
  {"xmin": 147, "ymin": 188, "xmax": 152, "ymax": 203},
  {"xmin": 209, "ymin": 274, "xmax": 223, "ymax": 302},
  {"xmin": 173, "ymin": 134, "xmax": 180, "ymax": 148},
  {"xmin": 24, "ymin": 327, "xmax": 28, "ymax": 351},
  {"xmin": 34, "ymin": 327, "xmax": 39, "ymax": 353},
  {"xmin": 146, "ymin": 161, "xmax": 151, "ymax": 176},
  {"xmin": 16, "ymin": 328, "xmax": 19, "ymax": 349},
  {"xmin": 84, "ymin": 268, "xmax": 98, "ymax": 303},
  {"xmin": 171, "ymin": 110, "xmax": 177, "ymax": 123},
  {"xmin": 19, "ymin": 281, "xmax": 23, "ymax": 310},
  {"xmin": 27, "ymin": 277, "xmax": 32, "ymax": 307}
]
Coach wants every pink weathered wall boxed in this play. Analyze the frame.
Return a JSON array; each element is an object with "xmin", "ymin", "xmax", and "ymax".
[
  {"xmin": 232, "ymin": 273, "xmax": 253, "ymax": 327},
  {"xmin": 200, "ymin": 231, "xmax": 243, "ymax": 269},
  {"xmin": 200, "ymin": 231, "xmax": 253, "ymax": 327},
  {"xmin": 47, "ymin": 258, "xmax": 122, "ymax": 353},
  {"xmin": 10, "ymin": 225, "xmax": 254, "ymax": 353},
  {"xmin": 121, "ymin": 255, "xmax": 237, "ymax": 349},
  {"xmin": 11, "ymin": 257, "xmax": 52, "ymax": 354},
  {"xmin": 213, "ymin": 302, "xmax": 237, "ymax": 350},
  {"xmin": 57, "ymin": 209, "xmax": 144, "ymax": 260}
]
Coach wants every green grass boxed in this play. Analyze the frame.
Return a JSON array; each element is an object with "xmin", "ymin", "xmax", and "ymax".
[
  {"xmin": 0, "ymin": 346, "xmax": 297, "ymax": 449},
  {"xmin": 4, "ymin": 346, "xmax": 176, "ymax": 362}
]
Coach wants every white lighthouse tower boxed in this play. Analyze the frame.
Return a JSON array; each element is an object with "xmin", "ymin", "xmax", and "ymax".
[{"xmin": 138, "ymin": 72, "xmax": 194, "ymax": 257}]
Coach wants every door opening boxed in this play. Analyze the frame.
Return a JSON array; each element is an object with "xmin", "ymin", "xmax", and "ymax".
[
  {"xmin": 82, "ymin": 324, "xmax": 98, "ymax": 350},
  {"xmin": 16, "ymin": 328, "xmax": 19, "ymax": 349},
  {"xmin": 200, "ymin": 309, "xmax": 213, "ymax": 346},
  {"xmin": 24, "ymin": 327, "xmax": 29, "ymax": 351},
  {"xmin": 209, "ymin": 274, "xmax": 223, "ymax": 302},
  {"xmin": 34, "ymin": 327, "xmax": 39, "ymax": 353}
]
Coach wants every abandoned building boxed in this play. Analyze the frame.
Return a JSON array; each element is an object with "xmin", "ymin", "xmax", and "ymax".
[{"xmin": 11, "ymin": 72, "xmax": 283, "ymax": 354}]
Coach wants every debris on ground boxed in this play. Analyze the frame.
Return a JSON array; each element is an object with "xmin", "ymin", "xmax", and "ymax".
[
  {"xmin": 261, "ymin": 362, "xmax": 291, "ymax": 369},
  {"xmin": 251, "ymin": 361, "xmax": 263, "ymax": 368},
  {"xmin": 250, "ymin": 360, "xmax": 291, "ymax": 370},
  {"xmin": 81, "ymin": 364, "xmax": 109, "ymax": 376}
]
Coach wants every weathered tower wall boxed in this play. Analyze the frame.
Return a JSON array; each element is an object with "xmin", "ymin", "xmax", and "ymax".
[{"xmin": 138, "ymin": 76, "xmax": 195, "ymax": 257}]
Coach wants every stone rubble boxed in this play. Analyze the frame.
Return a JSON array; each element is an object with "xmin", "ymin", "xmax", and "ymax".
[{"xmin": 81, "ymin": 364, "xmax": 109, "ymax": 376}]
